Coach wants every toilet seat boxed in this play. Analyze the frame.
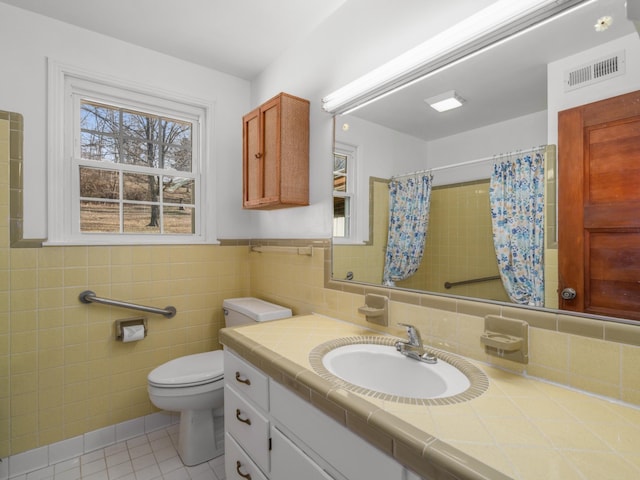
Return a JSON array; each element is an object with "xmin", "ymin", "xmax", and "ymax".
[{"xmin": 148, "ymin": 351, "xmax": 224, "ymax": 388}]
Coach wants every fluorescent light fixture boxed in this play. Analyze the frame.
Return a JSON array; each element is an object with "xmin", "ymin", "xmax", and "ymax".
[
  {"xmin": 322, "ymin": 0, "xmax": 589, "ymax": 114},
  {"xmin": 425, "ymin": 91, "xmax": 465, "ymax": 112}
]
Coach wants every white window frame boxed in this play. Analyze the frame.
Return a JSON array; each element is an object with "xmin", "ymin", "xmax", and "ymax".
[
  {"xmin": 46, "ymin": 59, "xmax": 215, "ymax": 245},
  {"xmin": 332, "ymin": 142, "xmax": 359, "ymax": 244}
]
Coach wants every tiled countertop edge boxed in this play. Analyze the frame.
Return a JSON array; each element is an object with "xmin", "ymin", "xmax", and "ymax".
[{"xmin": 219, "ymin": 327, "xmax": 511, "ymax": 480}]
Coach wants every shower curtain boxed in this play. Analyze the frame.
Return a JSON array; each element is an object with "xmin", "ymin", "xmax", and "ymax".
[
  {"xmin": 489, "ymin": 150, "xmax": 545, "ymax": 306},
  {"xmin": 383, "ymin": 173, "xmax": 433, "ymax": 286}
]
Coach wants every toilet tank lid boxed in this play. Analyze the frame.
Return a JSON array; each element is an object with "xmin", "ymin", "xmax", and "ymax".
[{"xmin": 223, "ymin": 297, "xmax": 292, "ymax": 322}]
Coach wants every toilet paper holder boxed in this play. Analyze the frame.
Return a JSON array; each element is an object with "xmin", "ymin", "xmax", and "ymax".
[{"xmin": 115, "ymin": 317, "xmax": 148, "ymax": 341}]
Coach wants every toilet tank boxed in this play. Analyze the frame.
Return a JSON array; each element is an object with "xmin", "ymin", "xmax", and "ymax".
[{"xmin": 223, "ymin": 297, "xmax": 292, "ymax": 327}]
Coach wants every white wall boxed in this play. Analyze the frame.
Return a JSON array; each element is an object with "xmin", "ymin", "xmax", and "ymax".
[
  {"xmin": 0, "ymin": 3, "xmax": 253, "ymax": 240},
  {"xmin": 334, "ymin": 114, "xmax": 429, "ymax": 243},
  {"xmin": 426, "ymin": 110, "xmax": 548, "ymax": 186},
  {"xmin": 249, "ymin": 0, "xmax": 495, "ymax": 239}
]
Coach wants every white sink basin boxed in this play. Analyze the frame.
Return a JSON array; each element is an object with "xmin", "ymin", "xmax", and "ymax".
[{"xmin": 322, "ymin": 343, "xmax": 471, "ymax": 399}]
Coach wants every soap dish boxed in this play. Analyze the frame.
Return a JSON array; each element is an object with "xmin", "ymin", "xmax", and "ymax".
[
  {"xmin": 480, "ymin": 332, "xmax": 523, "ymax": 352},
  {"xmin": 482, "ymin": 315, "xmax": 529, "ymax": 363},
  {"xmin": 358, "ymin": 294, "xmax": 388, "ymax": 326}
]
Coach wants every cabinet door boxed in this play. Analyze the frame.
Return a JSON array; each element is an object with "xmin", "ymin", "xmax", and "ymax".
[
  {"xmin": 270, "ymin": 426, "xmax": 335, "ymax": 480},
  {"xmin": 270, "ymin": 381, "xmax": 405, "ymax": 480},
  {"xmin": 243, "ymin": 107, "xmax": 263, "ymax": 206},
  {"xmin": 260, "ymin": 97, "xmax": 281, "ymax": 202}
]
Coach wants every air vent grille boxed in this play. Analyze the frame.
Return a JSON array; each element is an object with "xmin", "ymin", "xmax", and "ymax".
[{"xmin": 564, "ymin": 51, "xmax": 625, "ymax": 91}]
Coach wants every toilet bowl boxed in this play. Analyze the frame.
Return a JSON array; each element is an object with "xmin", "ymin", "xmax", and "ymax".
[
  {"xmin": 147, "ymin": 297, "xmax": 292, "ymax": 466},
  {"xmin": 148, "ymin": 351, "xmax": 225, "ymax": 466}
]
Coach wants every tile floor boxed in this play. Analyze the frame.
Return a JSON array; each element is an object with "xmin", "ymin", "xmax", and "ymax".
[{"xmin": 9, "ymin": 427, "xmax": 225, "ymax": 480}]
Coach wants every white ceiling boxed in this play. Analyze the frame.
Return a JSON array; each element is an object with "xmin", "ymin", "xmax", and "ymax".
[{"xmin": 0, "ymin": 0, "xmax": 348, "ymax": 79}]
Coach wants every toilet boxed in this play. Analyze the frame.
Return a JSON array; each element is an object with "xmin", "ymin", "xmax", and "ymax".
[{"xmin": 147, "ymin": 297, "xmax": 292, "ymax": 466}]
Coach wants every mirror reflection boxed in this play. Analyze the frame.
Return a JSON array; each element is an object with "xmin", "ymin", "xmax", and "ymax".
[{"xmin": 332, "ymin": 0, "xmax": 639, "ymax": 318}]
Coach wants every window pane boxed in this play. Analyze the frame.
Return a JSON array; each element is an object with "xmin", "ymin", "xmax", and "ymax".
[
  {"xmin": 123, "ymin": 204, "xmax": 161, "ymax": 233},
  {"xmin": 334, "ymin": 154, "xmax": 347, "ymax": 174},
  {"xmin": 80, "ymin": 201, "xmax": 120, "ymax": 232},
  {"xmin": 162, "ymin": 118, "xmax": 191, "ymax": 143},
  {"xmin": 122, "ymin": 111, "xmax": 157, "ymax": 141},
  {"xmin": 163, "ymin": 146, "xmax": 192, "ymax": 171},
  {"xmin": 164, "ymin": 206, "xmax": 195, "ymax": 234},
  {"xmin": 80, "ymin": 167, "xmax": 119, "ymax": 199},
  {"xmin": 122, "ymin": 139, "xmax": 157, "ymax": 167},
  {"xmin": 81, "ymin": 102, "xmax": 119, "ymax": 132},
  {"xmin": 163, "ymin": 177, "xmax": 194, "ymax": 204},
  {"xmin": 333, "ymin": 196, "xmax": 349, "ymax": 237},
  {"xmin": 81, "ymin": 132, "xmax": 119, "ymax": 162},
  {"xmin": 123, "ymin": 173, "xmax": 159, "ymax": 202},
  {"xmin": 334, "ymin": 153, "xmax": 348, "ymax": 193}
]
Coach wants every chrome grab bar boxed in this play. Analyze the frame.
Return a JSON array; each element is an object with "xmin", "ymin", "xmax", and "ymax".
[
  {"xmin": 79, "ymin": 290, "xmax": 177, "ymax": 318},
  {"xmin": 444, "ymin": 275, "xmax": 500, "ymax": 289}
]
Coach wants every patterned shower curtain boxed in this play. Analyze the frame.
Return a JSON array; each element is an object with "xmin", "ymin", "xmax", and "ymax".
[
  {"xmin": 489, "ymin": 150, "xmax": 545, "ymax": 306},
  {"xmin": 383, "ymin": 173, "xmax": 433, "ymax": 286}
]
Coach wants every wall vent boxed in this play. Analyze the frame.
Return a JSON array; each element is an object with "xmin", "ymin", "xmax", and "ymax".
[{"xmin": 564, "ymin": 51, "xmax": 625, "ymax": 91}]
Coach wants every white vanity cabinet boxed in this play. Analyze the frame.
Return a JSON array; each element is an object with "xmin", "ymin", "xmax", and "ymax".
[{"xmin": 224, "ymin": 349, "xmax": 424, "ymax": 480}]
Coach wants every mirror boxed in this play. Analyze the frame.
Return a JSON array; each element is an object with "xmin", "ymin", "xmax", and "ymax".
[{"xmin": 332, "ymin": 0, "xmax": 639, "ymax": 317}]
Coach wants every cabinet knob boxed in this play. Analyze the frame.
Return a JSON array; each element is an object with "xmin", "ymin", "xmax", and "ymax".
[
  {"xmin": 235, "ymin": 371, "xmax": 251, "ymax": 385},
  {"xmin": 235, "ymin": 408, "xmax": 252, "ymax": 425},
  {"xmin": 254, "ymin": 152, "xmax": 262, "ymax": 158},
  {"xmin": 236, "ymin": 461, "xmax": 252, "ymax": 480}
]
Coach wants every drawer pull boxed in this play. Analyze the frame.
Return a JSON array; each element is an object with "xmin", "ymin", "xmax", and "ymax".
[
  {"xmin": 235, "ymin": 371, "xmax": 251, "ymax": 385},
  {"xmin": 235, "ymin": 408, "xmax": 252, "ymax": 425},
  {"xmin": 236, "ymin": 461, "xmax": 252, "ymax": 480}
]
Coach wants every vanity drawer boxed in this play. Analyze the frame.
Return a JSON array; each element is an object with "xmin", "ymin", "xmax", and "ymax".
[
  {"xmin": 225, "ymin": 433, "xmax": 268, "ymax": 480},
  {"xmin": 225, "ymin": 384, "xmax": 270, "ymax": 473},
  {"xmin": 224, "ymin": 349, "xmax": 269, "ymax": 410}
]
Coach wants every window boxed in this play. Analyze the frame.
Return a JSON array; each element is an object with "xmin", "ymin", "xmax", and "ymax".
[
  {"xmin": 333, "ymin": 143, "xmax": 357, "ymax": 241},
  {"xmin": 47, "ymin": 61, "xmax": 213, "ymax": 244},
  {"xmin": 79, "ymin": 101, "xmax": 195, "ymax": 234}
]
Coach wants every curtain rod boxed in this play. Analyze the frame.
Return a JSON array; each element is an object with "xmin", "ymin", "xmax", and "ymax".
[
  {"xmin": 429, "ymin": 145, "xmax": 547, "ymax": 173},
  {"xmin": 391, "ymin": 169, "xmax": 432, "ymax": 180},
  {"xmin": 391, "ymin": 145, "xmax": 547, "ymax": 179}
]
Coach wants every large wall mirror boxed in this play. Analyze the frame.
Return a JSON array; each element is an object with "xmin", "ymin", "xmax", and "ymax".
[{"xmin": 331, "ymin": 0, "xmax": 640, "ymax": 322}]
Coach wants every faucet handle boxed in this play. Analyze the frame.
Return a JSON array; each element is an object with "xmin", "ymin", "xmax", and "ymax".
[{"xmin": 397, "ymin": 323, "xmax": 422, "ymax": 346}]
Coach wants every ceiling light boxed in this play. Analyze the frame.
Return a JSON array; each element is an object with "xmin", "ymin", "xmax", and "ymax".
[
  {"xmin": 321, "ymin": 0, "xmax": 590, "ymax": 114},
  {"xmin": 425, "ymin": 91, "xmax": 465, "ymax": 112}
]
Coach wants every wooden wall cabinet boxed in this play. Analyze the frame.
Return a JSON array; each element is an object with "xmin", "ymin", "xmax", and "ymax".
[{"xmin": 243, "ymin": 92, "xmax": 310, "ymax": 209}]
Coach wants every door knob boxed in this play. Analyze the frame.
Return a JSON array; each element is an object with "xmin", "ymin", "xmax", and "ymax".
[{"xmin": 561, "ymin": 288, "xmax": 577, "ymax": 300}]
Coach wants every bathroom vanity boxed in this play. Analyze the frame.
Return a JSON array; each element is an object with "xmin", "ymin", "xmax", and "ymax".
[
  {"xmin": 220, "ymin": 314, "xmax": 640, "ymax": 480},
  {"xmin": 224, "ymin": 349, "xmax": 417, "ymax": 480}
]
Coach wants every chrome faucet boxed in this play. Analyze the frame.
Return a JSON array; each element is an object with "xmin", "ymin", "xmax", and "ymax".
[{"xmin": 395, "ymin": 323, "xmax": 437, "ymax": 364}]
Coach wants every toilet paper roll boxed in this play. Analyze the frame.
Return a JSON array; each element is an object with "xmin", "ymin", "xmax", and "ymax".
[{"xmin": 121, "ymin": 325, "xmax": 145, "ymax": 342}]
